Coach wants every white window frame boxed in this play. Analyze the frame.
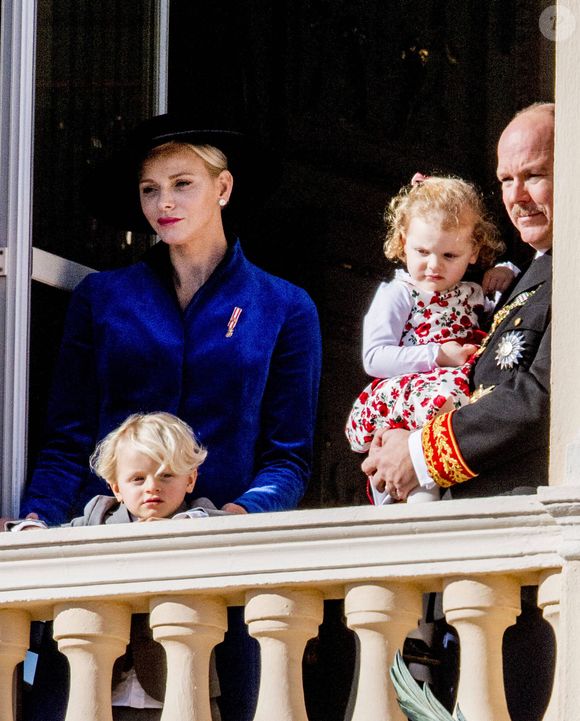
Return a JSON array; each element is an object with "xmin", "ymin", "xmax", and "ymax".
[
  {"xmin": 0, "ymin": 0, "xmax": 169, "ymax": 516},
  {"xmin": 0, "ymin": 0, "xmax": 37, "ymax": 516}
]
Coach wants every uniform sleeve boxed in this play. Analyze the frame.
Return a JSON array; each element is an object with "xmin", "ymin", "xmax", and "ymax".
[
  {"xmin": 422, "ymin": 320, "xmax": 551, "ymax": 487},
  {"xmin": 20, "ymin": 276, "xmax": 100, "ymax": 524},
  {"xmin": 363, "ymin": 281, "xmax": 439, "ymax": 377},
  {"xmin": 232, "ymin": 289, "xmax": 322, "ymax": 512}
]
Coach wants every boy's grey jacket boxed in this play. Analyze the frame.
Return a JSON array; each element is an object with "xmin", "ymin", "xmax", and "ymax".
[{"xmin": 65, "ymin": 494, "xmax": 228, "ymax": 526}]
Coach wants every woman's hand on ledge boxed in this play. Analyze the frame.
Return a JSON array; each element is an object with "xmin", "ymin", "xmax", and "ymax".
[{"xmin": 221, "ymin": 503, "xmax": 248, "ymax": 514}]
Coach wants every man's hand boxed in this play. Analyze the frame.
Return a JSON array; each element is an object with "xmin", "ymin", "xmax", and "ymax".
[
  {"xmin": 436, "ymin": 341, "xmax": 477, "ymax": 367},
  {"xmin": 361, "ymin": 429, "xmax": 419, "ymax": 501}
]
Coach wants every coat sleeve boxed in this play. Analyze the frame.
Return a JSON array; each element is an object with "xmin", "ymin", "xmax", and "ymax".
[
  {"xmin": 232, "ymin": 288, "xmax": 322, "ymax": 512},
  {"xmin": 363, "ymin": 281, "xmax": 439, "ymax": 377},
  {"xmin": 20, "ymin": 276, "xmax": 101, "ymax": 524}
]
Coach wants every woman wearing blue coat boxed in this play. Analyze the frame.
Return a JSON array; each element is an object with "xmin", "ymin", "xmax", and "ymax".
[{"xmin": 21, "ymin": 114, "xmax": 322, "ymax": 524}]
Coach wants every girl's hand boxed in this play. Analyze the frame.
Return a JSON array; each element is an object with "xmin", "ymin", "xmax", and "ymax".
[
  {"xmin": 436, "ymin": 341, "xmax": 477, "ymax": 367},
  {"xmin": 482, "ymin": 265, "xmax": 515, "ymax": 297}
]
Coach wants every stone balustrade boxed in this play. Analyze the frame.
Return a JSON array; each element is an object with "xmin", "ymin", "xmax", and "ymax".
[{"xmin": 2, "ymin": 488, "xmax": 580, "ymax": 721}]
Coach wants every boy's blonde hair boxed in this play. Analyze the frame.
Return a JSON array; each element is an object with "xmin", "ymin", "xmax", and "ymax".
[
  {"xmin": 384, "ymin": 176, "xmax": 504, "ymax": 270},
  {"xmin": 90, "ymin": 412, "xmax": 207, "ymax": 486}
]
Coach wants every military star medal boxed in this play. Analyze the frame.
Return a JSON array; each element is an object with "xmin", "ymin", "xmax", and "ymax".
[{"xmin": 495, "ymin": 330, "xmax": 525, "ymax": 370}]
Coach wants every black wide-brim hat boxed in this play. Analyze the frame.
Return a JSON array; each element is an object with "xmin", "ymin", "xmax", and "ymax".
[{"xmin": 87, "ymin": 113, "xmax": 259, "ymax": 233}]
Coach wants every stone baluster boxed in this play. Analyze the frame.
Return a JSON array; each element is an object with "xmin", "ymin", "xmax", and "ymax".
[
  {"xmin": 344, "ymin": 582, "xmax": 422, "ymax": 721},
  {"xmin": 538, "ymin": 487, "xmax": 580, "ymax": 719},
  {"xmin": 245, "ymin": 588, "xmax": 323, "ymax": 721},
  {"xmin": 149, "ymin": 595, "xmax": 227, "ymax": 721},
  {"xmin": 537, "ymin": 570, "xmax": 560, "ymax": 721},
  {"xmin": 0, "ymin": 609, "xmax": 30, "ymax": 721},
  {"xmin": 53, "ymin": 601, "xmax": 131, "ymax": 721},
  {"xmin": 443, "ymin": 575, "xmax": 520, "ymax": 721},
  {"xmin": 556, "ymin": 559, "xmax": 580, "ymax": 720}
]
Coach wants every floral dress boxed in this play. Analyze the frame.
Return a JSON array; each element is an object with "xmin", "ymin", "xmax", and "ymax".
[{"xmin": 346, "ymin": 273, "xmax": 487, "ymax": 453}]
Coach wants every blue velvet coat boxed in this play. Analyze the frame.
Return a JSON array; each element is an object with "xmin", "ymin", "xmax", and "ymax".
[{"xmin": 22, "ymin": 240, "xmax": 322, "ymax": 522}]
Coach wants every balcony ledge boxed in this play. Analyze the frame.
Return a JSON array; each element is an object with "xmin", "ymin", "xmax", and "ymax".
[{"xmin": 0, "ymin": 493, "xmax": 565, "ymax": 619}]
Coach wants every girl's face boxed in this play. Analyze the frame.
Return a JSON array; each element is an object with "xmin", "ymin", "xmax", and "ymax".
[
  {"xmin": 403, "ymin": 214, "xmax": 479, "ymax": 293},
  {"xmin": 138, "ymin": 146, "xmax": 232, "ymax": 248}
]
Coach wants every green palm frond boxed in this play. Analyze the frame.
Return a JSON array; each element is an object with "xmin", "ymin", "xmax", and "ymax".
[{"xmin": 389, "ymin": 650, "xmax": 466, "ymax": 721}]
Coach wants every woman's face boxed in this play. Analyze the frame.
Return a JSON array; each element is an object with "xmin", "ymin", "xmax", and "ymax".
[{"xmin": 138, "ymin": 146, "xmax": 232, "ymax": 247}]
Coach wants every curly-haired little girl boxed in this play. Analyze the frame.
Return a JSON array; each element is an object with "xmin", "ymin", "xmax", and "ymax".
[{"xmin": 346, "ymin": 174, "xmax": 514, "ymax": 503}]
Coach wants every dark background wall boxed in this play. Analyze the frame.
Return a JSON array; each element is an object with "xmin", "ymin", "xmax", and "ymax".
[
  {"xmin": 168, "ymin": 0, "xmax": 555, "ymax": 508},
  {"xmin": 26, "ymin": 0, "xmax": 556, "ymax": 511}
]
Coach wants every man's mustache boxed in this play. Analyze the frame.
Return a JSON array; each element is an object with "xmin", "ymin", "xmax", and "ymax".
[{"xmin": 512, "ymin": 203, "xmax": 543, "ymax": 218}]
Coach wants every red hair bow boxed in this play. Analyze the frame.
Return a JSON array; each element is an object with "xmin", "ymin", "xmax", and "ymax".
[{"xmin": 411, "ymin": 172, "xmax": 430, "ymax": 186}]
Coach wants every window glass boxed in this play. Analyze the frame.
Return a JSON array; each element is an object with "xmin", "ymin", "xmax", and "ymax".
[
  {"xmin": 27, "ymin": 1, "xmax": 160, "ymax": 478},
  {"xmin": 33, "ymin": 0, "xmax": 158, "ymax": 269}
]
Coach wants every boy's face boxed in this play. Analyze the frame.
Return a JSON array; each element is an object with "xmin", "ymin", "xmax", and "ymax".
[{"xmin": 110, "ymin": 438, "xmax": 196, "ymax": 521}]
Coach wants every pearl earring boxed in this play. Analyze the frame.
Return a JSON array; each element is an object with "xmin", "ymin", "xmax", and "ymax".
[{"xmin": 218, "ymin": 198, "xmax": 227, "ymax": 207}]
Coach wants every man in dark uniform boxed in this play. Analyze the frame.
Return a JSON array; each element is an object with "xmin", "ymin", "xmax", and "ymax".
[
  {"xmin": 361, "ymin": 102, "xmax": 555, "ymax": 721},
  {"xmin": 362, "ymin": 101, "xmax": 554, "ymax": 499}
]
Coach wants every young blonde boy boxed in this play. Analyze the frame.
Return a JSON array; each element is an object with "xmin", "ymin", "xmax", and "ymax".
[
  {"xmin": 12, "ymin": 412, "xmax": 224, "ymax": 721},
  {"xmin": 72, "ymin": 411, "xmax": 223, "ymax": 525}
]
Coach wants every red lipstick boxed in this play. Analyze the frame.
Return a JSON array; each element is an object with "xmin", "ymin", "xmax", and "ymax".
[{"xmin": 158, "ymin": 217, "xmax": 182, "ymax": 226}]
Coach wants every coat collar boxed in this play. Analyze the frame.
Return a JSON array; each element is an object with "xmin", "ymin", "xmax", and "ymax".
[
  {"xmin": 505, "ymin": 250, "xmax": 551, "ymax": 303},
  {"xmin": 105, "ymin": 502, "xmax": 134, "ymax": 524},
  {"xmin": 141, "ymin": 236, "xmax": 242, "ymax": 308},
  {"xmin": 143, "ymin": 235, "xmax": 240, "ymax": 280}
]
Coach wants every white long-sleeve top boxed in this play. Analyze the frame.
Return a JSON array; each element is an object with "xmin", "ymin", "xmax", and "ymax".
[{"xmin": 362, "ymin": 270, "xmax": 494, "ymax": 378}]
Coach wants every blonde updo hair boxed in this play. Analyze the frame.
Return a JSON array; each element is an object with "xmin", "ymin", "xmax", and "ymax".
[
  {"xmin": 384, "ymin": 176, "xmax": 504, "ymax": 270},
  {"xmin": 141, "ymin": 140, "xmax": 229, "ymax": 178},
  {"xmin": 90, "ymin": 412, "xmax": 207, "ymax": 486}
]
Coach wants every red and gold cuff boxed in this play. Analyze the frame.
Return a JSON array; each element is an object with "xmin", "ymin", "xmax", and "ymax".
[{"xmin": 422, "ymin": 411, "xmax": 477, "ymax": 488}]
